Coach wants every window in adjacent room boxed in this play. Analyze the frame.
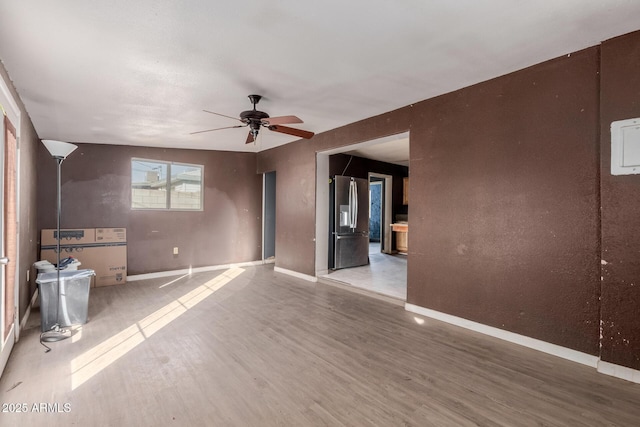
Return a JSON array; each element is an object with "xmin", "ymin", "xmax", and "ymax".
[{"xmin": 131, "ymin": 159, "xmax": 203, "ymax": 210}]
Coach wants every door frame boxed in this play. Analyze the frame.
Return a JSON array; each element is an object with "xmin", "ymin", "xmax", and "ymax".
[
  {"xmin": 368, "ymin": 179, "xmax": 383, "ymax": 246},
  {"xmin": 262, "ymin": 171, "xmax": 276, "ymax": 261},
  {"xmin": 0, "ymin": 72, "xmax": 20, "ymax": 378},
  {"xmin": 368, "ymin": 173, "xmax": 393, "ymax": 254},
  {"xmin": 315, "ymin": 132, "xmax": 409, "ymax": 276}
]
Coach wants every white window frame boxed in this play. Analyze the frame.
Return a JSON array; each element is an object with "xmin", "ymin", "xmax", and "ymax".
[{"xmin": 131, "ymin": 158, "xmax": 204, "ymax": 211}]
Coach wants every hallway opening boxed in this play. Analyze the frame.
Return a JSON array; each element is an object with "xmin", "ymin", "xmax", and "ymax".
[{"xmin": 315, "ymin": 132, "xmax": 409, "ymax": 301}]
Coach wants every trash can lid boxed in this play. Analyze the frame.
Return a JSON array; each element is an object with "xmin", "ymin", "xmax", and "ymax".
[{"xmin": 36, "ymin": 269, "xmax": 95, "ymax": 284}]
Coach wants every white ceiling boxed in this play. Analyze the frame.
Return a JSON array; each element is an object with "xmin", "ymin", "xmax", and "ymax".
[
  {"xmin": 1, "ymin": 1, "xmax": 639, "ymax": 163},
  {"xmin": 343, "ymin": 138, "xmax": 410, "ymax": 167}
]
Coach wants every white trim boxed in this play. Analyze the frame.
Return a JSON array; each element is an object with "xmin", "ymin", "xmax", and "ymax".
[
  {"xmin": 0, "ymin": 74, "xmax": 21, "ymax": 127},
  {"xmin": 318, "ymin": 276, "xmax": 404, "ymax": 306},
  {"xmin": 405, "ymin": 303, "xmax": 599, "ymax": 368},
  {"xmin": 0, "ymin": 326, "xmax": 13, "ymax": 377},
  {"xmin": 315, "ymin": 152, "xmax": 329, "ymax": 276},
  {"xmin": 274, "ymin": 266, "xmax": 318, "ymax": 282},
  {"xmin": 13, "ymin": 124, "xmax": 21, "ymax": 342},
  {"xmin": 597, "ymin": 360, "xmax": 640, "ymax": 384},
  {"xmin": 368, "ymin": 172, "xmax": 394, "ymax": 254},
  {"xmin": 0, "ymin": 72, "xmax": 20, "ymax": 376},
  {"xmin": 19, "ymin": 288, "xmax": 39, "ymax": 331},
  {"xmin": 127, "ymin": 260, "xmax": 268, "ymax": 282}
]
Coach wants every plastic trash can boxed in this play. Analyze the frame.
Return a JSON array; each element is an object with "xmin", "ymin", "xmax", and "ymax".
[{"xmin": 35, "ymin": 269, "xmax": 95, "ymax": 332}]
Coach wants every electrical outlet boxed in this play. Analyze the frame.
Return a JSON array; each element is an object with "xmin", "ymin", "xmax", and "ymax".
[{"xmin": 173, "ymin": 247, "xmax": 179, "ymax": 255}]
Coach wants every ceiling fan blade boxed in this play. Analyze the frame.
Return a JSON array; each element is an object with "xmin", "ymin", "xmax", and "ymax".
[
  {"xmin": 245, "ymin": 131, "xmax": 255, "ymax": 144},
  {"xmin": 268, "ymin": 125, "xmax": 314, "ymax": 139},
  {"xmin": 203, "ymin": 109, "xmax": 243, "ymax": 122},
  {"xmin": 262, "ymin": 115, "xmax": 303, "ymax": 125},
  {"xmin": 190, "ymin": 125, "xmax": 245, "ymax": 135}
]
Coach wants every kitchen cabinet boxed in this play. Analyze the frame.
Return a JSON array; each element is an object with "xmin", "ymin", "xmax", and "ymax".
[{"xmin": 391, "ymin": 223, "xmax": 408, "ymax": 254}]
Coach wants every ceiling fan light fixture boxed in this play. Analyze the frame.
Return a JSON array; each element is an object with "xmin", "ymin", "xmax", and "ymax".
[{"xmin": 194, "ymin": 94, "xmax": 313, "ymax": 142}]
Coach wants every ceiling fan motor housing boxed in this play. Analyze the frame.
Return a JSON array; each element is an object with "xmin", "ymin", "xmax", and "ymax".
[
  {"xmin": 193, "ymin": 94, "xmax": 313, "ymax": 141},
  {"xmin": 241, "ymin": 94, "xmax": 269, "ymax": 128},
  {"xmin": 240, "ymin": 109, "xmax": 269, "ymax": 123}
]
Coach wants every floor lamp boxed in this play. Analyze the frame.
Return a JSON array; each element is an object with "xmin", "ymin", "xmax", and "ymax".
[{"xmin": 41, "ymin": 139, "xmax": 77, "ymax": 345}]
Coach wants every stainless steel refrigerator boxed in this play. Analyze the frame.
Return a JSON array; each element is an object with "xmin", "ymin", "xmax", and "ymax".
[{"xmin": 329, "ymin": 175, "xmax": 369, "ymax": 269}]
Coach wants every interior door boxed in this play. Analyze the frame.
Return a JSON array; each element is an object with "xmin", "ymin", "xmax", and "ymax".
[{"xmin": 0, "ymin": 114, "xmax": 15, "ymax": 378}]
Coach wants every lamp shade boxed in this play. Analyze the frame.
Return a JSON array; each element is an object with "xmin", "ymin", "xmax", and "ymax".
[{"xmin": 42, "ymin": 140, "xmax": 78, "ymax": 159}]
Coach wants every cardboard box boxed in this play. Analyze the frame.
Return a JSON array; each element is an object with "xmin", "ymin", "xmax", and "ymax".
[
  {"xmin": 96, "ymin": 227, "xmax": 127, "ymax": 243},
  {"xmin": 41, "ymin": 228, "xmax": 96, "ymax": 246},
  {"xmin": 40, "ymin": 227, "xmax": 127, "ymax": 287},
  {"xmin": 40, "ymin": 244, "xmax": 127, "ymax": 287}
]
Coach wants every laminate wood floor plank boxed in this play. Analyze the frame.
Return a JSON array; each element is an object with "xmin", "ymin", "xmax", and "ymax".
[{"xmin": 1, "ymin": 265, "xmax": 639, "ymax": 426}]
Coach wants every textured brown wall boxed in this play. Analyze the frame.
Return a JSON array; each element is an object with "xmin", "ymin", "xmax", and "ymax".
[
  {"xmin": 257, "ymin": 142, "xmax": 317, "ymax": 275},
  {"xmin": 257, "ymin": 107, "xmax": 412, "ymax": 276},
  {"xmin": 259, "ymin": 48, "xmax": 603, "ymax": 356},
  {"xmin": 17, "ymin": 121, "xmax": 40, "ymax": 317},
  {"xmin": 408, "ymin": 48, "xmax": 601, "ymax": 354},
  {"xmin": 600, "ymin": 31, "xmax": 640, "ymax": 369},
  {"xmin": 36, "ymin": 144, "xmax": 262, "ymax": 275},
  {"xmin": 0, "ymin": 61, "xmax": 40, "ymax": 322}
]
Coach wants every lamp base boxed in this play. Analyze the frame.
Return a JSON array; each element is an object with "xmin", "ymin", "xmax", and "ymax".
[{"xmin": 40, "ymin": 325, "xmax": 71, "ymax": 352}]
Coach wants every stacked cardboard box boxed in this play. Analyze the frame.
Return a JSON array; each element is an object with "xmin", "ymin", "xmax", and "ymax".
[{"xmin": 40, "ymin": 228, "xmax": 127, "ymax": 287}]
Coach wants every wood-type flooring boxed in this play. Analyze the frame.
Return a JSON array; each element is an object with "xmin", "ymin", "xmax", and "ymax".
[{"xmin": 1, "ymin": 265, "xmax": 639, "ymax": 426}]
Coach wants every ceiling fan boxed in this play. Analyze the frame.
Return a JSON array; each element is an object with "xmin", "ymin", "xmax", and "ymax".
[{"xmin": 191, "ymin": 94, "xmax": 315, "ymax": 144}]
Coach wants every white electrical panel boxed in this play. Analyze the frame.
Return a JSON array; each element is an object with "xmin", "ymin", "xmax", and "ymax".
[{"xmin": 611, "ymin": 118, "xmax": 640, "ymax": 175}]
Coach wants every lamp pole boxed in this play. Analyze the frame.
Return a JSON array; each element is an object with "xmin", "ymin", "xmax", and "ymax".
[
  {"xmin": 40, "ymin": 140, "xmax": 77, "ymax": 346},
  {"xmin": 54, "ymin": 156, "xmax": 63, "ymax": 334}
]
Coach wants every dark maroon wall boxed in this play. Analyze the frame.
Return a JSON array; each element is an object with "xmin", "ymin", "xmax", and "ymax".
[
  {"xmin": 37, "ymin": 144, "xmax": 262, "ymax": 275},
  {"xmin": 408, "ymin": 48, "xmax": 601, "ymax": 354},
  {"xmin": 600, "ymin": 31, "xmax": 640, "ymax": 369},
  {"xmin": 259, "ymin": 47, "xmax": 602, "ymax": 356}
]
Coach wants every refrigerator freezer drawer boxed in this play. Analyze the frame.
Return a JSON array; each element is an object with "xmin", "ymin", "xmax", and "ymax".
[{"xmin": 334, "ymin": 234, "xmax": 369, "ymax": 269}]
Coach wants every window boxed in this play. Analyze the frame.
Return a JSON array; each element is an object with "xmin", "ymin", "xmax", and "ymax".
[{"xmin": 131, "ymin": 159, "xmax": 203, "ymax": 210}]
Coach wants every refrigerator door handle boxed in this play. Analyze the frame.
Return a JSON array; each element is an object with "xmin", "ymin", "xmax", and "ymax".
[
  {"xmin": 348, "ymin": 179, "xmax": 354, "ymax": 229},
  {"xmin": 352, "ymin": 179, "xmax": 358, "ymax": 229}
]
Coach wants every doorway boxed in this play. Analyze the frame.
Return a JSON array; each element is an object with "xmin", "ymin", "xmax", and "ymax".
[
  {"xmin": 0, "ymin": 74, "xmax": 19, "ymax": 378},
  {"xmin": 369, "ymin": 179, "xmax": 383, "ymax": 254},
  {"xmin": 263, "ymin": 171, "xmax": 276, "ymax": 261},
  {"xmin": 368, "ymin": 172, "xmax": 393, "ymax": 255},
  {"xmin": 315, "ymin": 132, "xmax": 409, "ymax": 300}
]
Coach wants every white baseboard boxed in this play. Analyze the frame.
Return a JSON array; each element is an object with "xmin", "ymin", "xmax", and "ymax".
[
  {"xmin": 405, "ymin": 303, "xmax": 640, "ymax": 384},
  {"xmin": 16, "ymin": 288, "xmax": 40, "ymax": 341},
  {"xmin": 318, "ymin": 277, "xmax": 404, "ymax": 306},
  {"xmin": 127, "ymin": 260, "xmax": 268, "ymax": 282},
  {"xmin": 274, "ymin": 266, "xmax": 318, "ymax": 282},
  {"xmin": 21, "ymin": 288, "xmax": 38, "ymax": 327},
  {"xmin": 405, "ymin": 303, "xmax": 598, "ymax": 368},
  {"xmin": 597, "ymin": 360, "xmax": 640, "ymax": 383}
]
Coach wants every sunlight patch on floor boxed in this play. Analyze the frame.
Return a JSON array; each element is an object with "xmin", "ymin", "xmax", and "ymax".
[
  {"xmin": 158, "ymin": 273, "xmax": 191, "ymax": 289},
  {"xmin": 70, "ymin": 268, "xmax": 244, "ymax": 390}
]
